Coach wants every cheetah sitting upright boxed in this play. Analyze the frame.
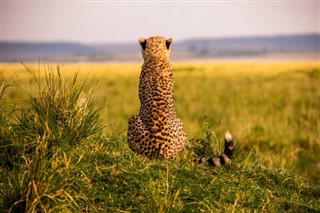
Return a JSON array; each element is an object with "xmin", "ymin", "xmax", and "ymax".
[{"xmin": 127, "ymin": 36, "xmax": 234, "ymax": 165}]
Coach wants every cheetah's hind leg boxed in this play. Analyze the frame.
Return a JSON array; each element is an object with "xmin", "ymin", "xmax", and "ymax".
[{"xmin": 127, "ymin": 115, "xmax": 151, "ymax": 156}]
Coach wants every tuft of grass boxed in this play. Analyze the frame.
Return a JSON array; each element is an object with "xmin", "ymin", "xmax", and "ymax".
[
  {"xmin": 0, "ymin": 73, "xmax": 17, "ymax": 170},
  {"xmin": 1, "ymin": 64, "xmax": 103, "ymax": 169},
  {"xmin": 20, "ymin": 63, "xmax": 102, "ymax": 147},
  {"xmin": 0, "ymin": 65, "xmax": 103, "ymax": 212},
  {"xmin": 1, "ymin": 138, "xmax": 81, "ymax": 212}
]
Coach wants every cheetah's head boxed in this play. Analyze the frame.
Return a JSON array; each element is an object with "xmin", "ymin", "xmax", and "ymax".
[{"xmin": 139, "ymin": 36, "xmax": 172, "ymax": 61}]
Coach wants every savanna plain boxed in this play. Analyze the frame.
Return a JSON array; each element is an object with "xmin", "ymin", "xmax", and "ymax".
[{"xmin": 0, "ymin": 61, "xmax": 319, "ymax": 212}]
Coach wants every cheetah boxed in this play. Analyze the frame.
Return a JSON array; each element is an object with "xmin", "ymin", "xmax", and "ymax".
[{"xmin": 127, "ymin": 36, "xmax": 234, "ymax": 165}]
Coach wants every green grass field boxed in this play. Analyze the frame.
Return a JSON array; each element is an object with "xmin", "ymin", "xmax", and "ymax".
[{"xmin": 0, "ymin": 61, "xmax": 319, "ymax": 212}]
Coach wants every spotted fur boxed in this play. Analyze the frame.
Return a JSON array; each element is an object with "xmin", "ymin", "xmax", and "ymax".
[{"xmin": 127, "ymin": 36, "xmax": 234, "ymax": 164}]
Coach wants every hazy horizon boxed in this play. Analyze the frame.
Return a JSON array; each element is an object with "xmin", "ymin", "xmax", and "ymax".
[
  {"xmin": 2, "ymin": 32, "xmax": 320, "ymax": 45},
  {"xmin": 1, "ymin": 1, "xmax": 319, "ymax": 44}
]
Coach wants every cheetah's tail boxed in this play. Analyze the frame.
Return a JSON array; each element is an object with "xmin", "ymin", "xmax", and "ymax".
[{"xmin": 195, "ymin": 131, "xmax": 235, "ymax": 167}]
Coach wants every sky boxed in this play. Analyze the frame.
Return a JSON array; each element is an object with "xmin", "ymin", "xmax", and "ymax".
[{"xmin": 1, "ymin": 1, "xmax": 319, "ymax": 44}]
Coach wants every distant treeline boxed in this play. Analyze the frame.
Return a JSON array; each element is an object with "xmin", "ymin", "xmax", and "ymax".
[{"xmin": 1, "ymin": 34, "xmax": 319, "ymax": 62}]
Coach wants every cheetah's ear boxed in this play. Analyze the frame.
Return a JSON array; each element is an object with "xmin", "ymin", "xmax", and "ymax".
[
  {"xmin": 139, "ymin": 38, "xmax": 147, "ymax": 50},
  {"xmin": 166, "ymin": 38, "xmax": 173, "ymax": 49}
]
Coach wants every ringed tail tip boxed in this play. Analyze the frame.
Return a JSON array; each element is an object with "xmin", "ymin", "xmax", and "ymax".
[{"xmin": 225, "ymin": 131, "xmax": 232, "ymax": 142}]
